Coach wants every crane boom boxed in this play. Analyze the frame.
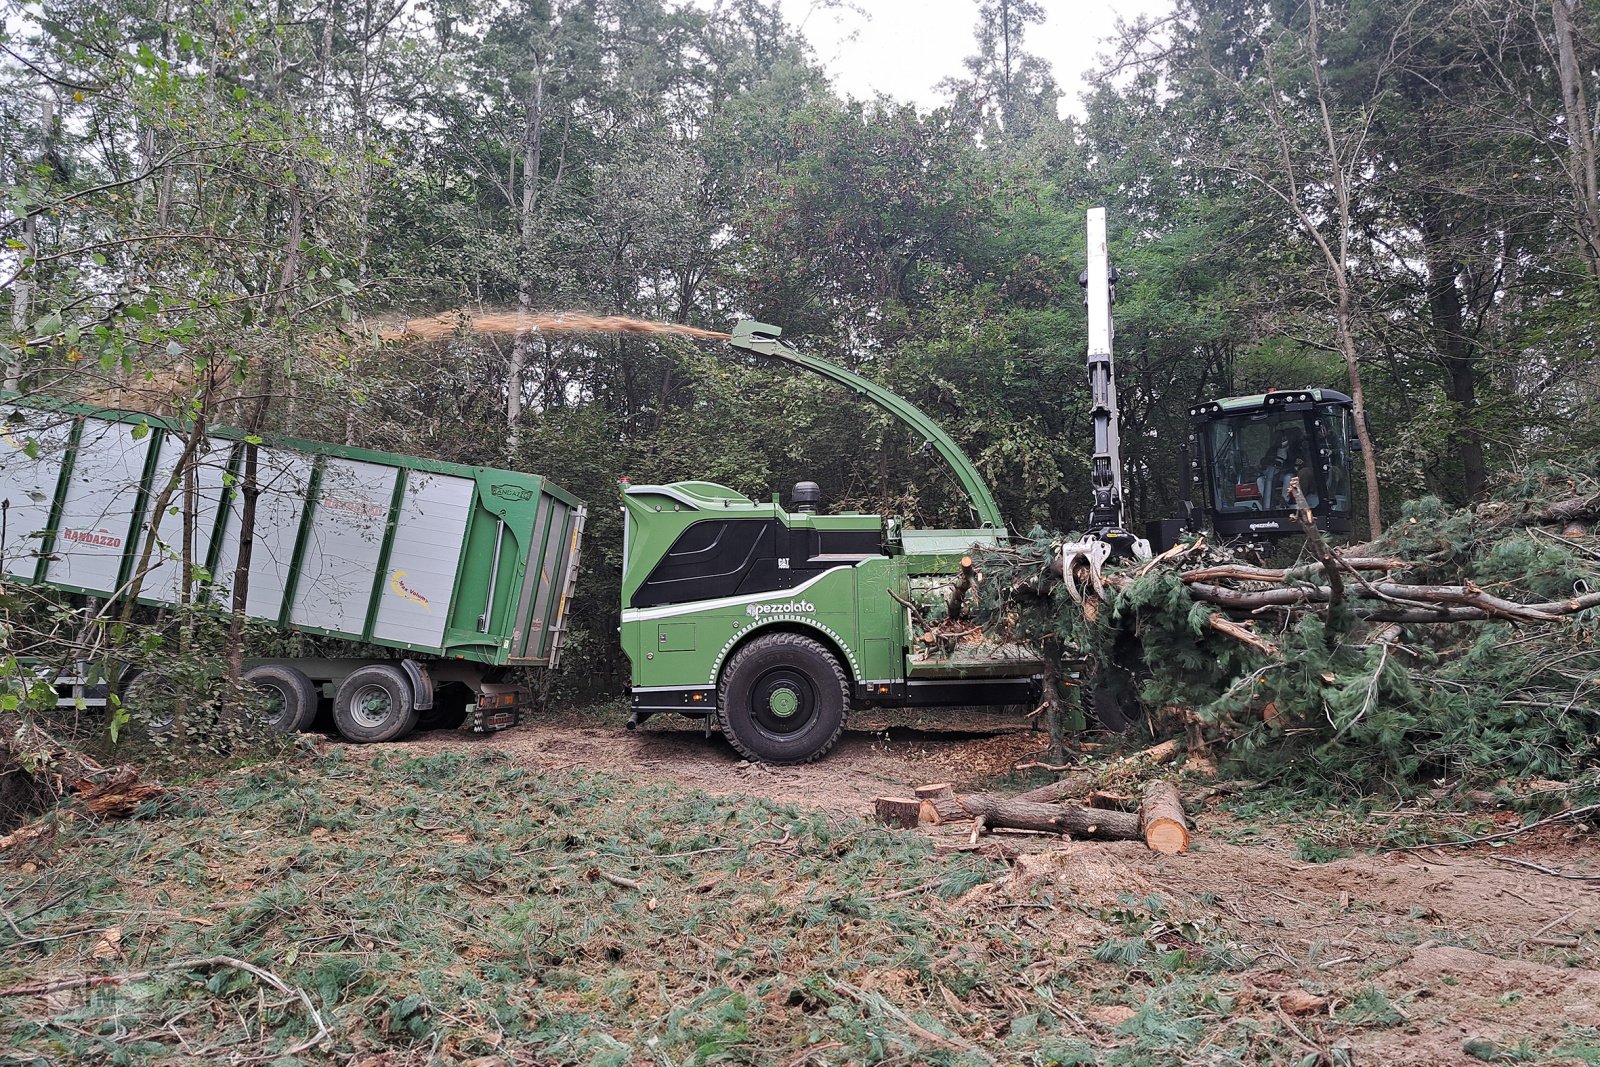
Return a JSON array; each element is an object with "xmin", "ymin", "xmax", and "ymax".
[
  {"xmin": 1083, "ymin": 207, "xmax": 1127, "ymax": 533},
  {"xmin": 727, "ymin": 320, "xmax": 1007, "ymax": 531}
]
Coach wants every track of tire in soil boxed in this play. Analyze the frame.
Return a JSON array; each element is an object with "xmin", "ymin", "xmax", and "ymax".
[{"xmin": 392, "ymin": 708, "xmax": 1600, "ymax": 1066}]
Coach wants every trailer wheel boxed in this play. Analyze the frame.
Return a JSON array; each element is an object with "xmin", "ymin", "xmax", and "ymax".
[
  {"xmin": 717, "ymin": 633, "xmax": 848, "ymax": 764},
  {"xmin": 333, "ymin": 664, "xmax": 418, "ymax": 743},
  {"xmin": 122, "ymin": 670, "xmax": 175, "ymax": 738},
  {"xmin": 242, "ymin": 665, "xmax": 319, "ymax": 733}
]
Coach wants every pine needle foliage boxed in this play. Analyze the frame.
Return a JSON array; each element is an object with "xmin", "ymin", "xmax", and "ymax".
[{"xmin": 972, "ymin": 457, "xmax": 1600, "ymax": 795}]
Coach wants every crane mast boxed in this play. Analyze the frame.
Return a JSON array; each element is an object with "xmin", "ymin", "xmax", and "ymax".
[{"xmin": 1083, "ymin": 207, "xmax": 1126, "ymax": 534}]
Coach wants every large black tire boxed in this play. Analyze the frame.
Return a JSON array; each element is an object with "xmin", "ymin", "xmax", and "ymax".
[
  {"xmin": 241, "ymin": 664, "xmax": 319, "ymax": 733},
  {"xmin": 716, "ymin": 632, "xmax": 849, "ymax": 764},
  {"xmin": 332, "ymin": 664, "xmax": 418, "ymax": 743},
  {"xmin": 1087, "ymin": 679, "xmax": 1144, "ymax": 733},
  {"xmin": 1086, "ymin": 632, "xmax": 1149, "ymax": 733},
  {"xmin": 121, "ymin": 670, "xmax": 176, "ymax": 738}
]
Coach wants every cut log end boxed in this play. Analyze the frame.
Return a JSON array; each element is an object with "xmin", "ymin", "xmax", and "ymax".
[
  {"xmin": 1140, "ymin": 780, "xmax": 1190, "ymax": 855},
  {"xmin": 874, "ymin": 797, "xmax": 923, "ymax": 829}
]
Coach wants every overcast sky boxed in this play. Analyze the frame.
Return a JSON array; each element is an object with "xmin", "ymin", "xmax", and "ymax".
[{"xmin": 773, "ymin": 0, "xmax": 1173, "ymax": 116}]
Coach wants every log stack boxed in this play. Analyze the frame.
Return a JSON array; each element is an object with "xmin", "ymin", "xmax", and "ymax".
[{"xmin": 874, "ymin": 747, "xmax": 1192, "ymax": 853}]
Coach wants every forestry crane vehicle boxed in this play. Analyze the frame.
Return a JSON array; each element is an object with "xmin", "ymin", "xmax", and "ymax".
[
  {"xmin": 619, "ymin": 208, "xmax": 1360, "ymax": 762},
  {"xmin": 1059, "ymin": 207, "xmax": 1359, "ymax": 577}
]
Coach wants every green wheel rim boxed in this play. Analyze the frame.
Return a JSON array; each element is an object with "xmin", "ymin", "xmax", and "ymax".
[{"xmin": 768, "ymin": 687, "xmax": 801, "ymax": 718}]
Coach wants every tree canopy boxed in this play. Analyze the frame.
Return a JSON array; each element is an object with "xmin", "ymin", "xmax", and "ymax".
[{"xmin": 7, "ymin": 0, "xmax": 1600, "ymax": 696}]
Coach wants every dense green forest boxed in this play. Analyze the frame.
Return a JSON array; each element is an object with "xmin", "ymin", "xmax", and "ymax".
[{"xmin": 6, "ymin": 0, "xmax": 1600, "ymax": 698}]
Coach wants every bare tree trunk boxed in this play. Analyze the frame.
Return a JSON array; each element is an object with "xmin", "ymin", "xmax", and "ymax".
[
  {"xmin": 227, "ymin": 182, "xmax": 303, "ymax": 689},
  {"xmin": 7, "ymin": 98, "xmax": 52, "ymax": 393},
  {"xmin": 1306, "ymin": 0, "xmax": 1384, "ymax": 535},
  {"xmin": 176, "ymin": 413, "xmax": 199, "ymax": 743},
  {"xmin": 1552, "ymin": 0, "xmax": 1600, "ymax": 279},
  {"xmin": 508, "ymin": 60, "xmax": 547, "ymax": 459}
]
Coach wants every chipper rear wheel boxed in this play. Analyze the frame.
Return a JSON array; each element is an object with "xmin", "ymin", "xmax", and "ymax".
[
  {"xmin": 333, "ymin": 664, "xmax": 418, "ymax": 743},
  {"xmin": 717, "ymin": 632, "xmax": 848, "ymax": 764}
]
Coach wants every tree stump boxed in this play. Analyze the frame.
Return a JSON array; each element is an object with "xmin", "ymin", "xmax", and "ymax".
[{"xmin": 873, "ymin": 797, "xmax": 922, "ymax": 829}]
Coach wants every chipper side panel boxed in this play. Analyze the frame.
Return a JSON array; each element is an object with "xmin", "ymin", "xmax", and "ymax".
[{"xmin": 620, "ymin": 480, "xmax": 1039, "ymax": 765}]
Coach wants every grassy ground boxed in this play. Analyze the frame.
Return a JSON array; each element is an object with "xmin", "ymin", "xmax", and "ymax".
[{"xmin": 2, "ymin": 745, "xmax": 1598, "ymax": 1065}]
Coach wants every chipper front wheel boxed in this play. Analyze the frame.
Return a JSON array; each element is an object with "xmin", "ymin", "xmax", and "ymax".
[
  {"xmin": 333, "ymin": 664, "xmax": 418, "ymax": 743},
  {"xmin": 717, "ymin": 633, "xmax": 848, "ymax": 764}
]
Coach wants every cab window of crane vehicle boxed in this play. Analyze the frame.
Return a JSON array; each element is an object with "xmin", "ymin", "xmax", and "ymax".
[
  {"xmin": 1207, "ymin": 411, "xmax": 1322, "ymax": 514},
  {"xmin": 1317, "ymin": 408, "xmax": 1353, "ymax": 515}
]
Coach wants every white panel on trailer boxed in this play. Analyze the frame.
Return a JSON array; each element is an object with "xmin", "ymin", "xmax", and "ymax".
[
  {"xmin": 48, "ymin": 418, "xmax": 154, "ymax": 595},
  {"xmin": 372, "ymin": 471, "xmax": 474, "ymax": 649},
  {"xmin": 210, "ymin": 448, "xmax": 313, "ymax": 621},
  {"xmin": 140, "ymin": 435, "xmax": 234, "ymax": 606},
  {"xmin": 290, "ymin": 458, "xmax": 397, "ymax": 635},
  {"xmin": 0, "ymin": 405, "xmax": 72, "ymax": 580}
]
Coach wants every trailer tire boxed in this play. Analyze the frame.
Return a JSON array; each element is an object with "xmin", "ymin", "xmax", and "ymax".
[
  {"xmin": 333, "ymin": 664, "xmax": 418, "ymax": 743},
  {"xmin": 242, "ymin": 664, "xmax": 319, "ymax": 733},
  {"xmin": 717, "ymin": 632, "xmax": 848, "ymax": 764},
  {"xmin": 122, "ymin": 670, "xmax": 175, "ymax": 738}
]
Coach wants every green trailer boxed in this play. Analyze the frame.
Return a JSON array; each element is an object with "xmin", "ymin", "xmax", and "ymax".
[{"xmin": 1, "ymin": 395, "xmax": 586, "ymax": 741}]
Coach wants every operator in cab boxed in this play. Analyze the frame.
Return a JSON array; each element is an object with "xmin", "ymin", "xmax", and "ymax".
[{"xmin": 1259, "ymin": 426, "xmax": 1306, "ymax": 509}]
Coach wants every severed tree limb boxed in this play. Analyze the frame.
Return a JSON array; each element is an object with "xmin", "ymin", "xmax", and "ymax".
[
  {"xmin": 1207, "ymin": 614, "xmax": 1280, "ymax": 656},
  {"xmin": 0, "ymin": 955, "xmax": 331, "ymax": 1055},
  {"xmin": 1183, "ymin": 580, "xmax": 1600, "ymax": 623},
  {"xmin": 945, "ymin": 556, "xmax": 977, "ymax": 621},
  {"xmin": 1289, "ymin": 479, "xmax": 1342, "ymax": 612},
  {"xmin": 1012, "ymin": 739, "xmax": 1183, "ymax": 805},
  {"xmin": 1180, "ymin": 558, "xmax": 1402, "ymax": 585}
]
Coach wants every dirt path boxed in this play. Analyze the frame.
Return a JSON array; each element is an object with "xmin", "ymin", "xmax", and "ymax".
[
  {"xmin": 394, "ymin": 707, "xmax": 1600, "ymax": 1064},
  {"xmin": 402, "ymin": 705, "xmax": 1051, "ymax": 815}
]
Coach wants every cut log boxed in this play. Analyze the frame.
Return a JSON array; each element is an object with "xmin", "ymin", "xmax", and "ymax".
[
  {"xmin": 945, "ymin": 556, "xmax": 977, "ymax": 621},
  {"xmin": 1085, "ymin": 790, "xmax": 1136, "ymax": 811},
  {"xmin": 914, "ymin": 783, "xmax": 967, "ymax": 825},
  {"xmin": 873, "ymin": 797, "xmax": 922, "ymax": 829},
  {"xmin": 1014, "ymin": 771, "xmax": 1094, "ymax": 806},
  {"xmin": 1140, "ymin": 780, "xmax": 1190, "ymax": 855},
  {"xmin": 955, "ymin": 793, "xmax": 1142, "ymax": 840}
]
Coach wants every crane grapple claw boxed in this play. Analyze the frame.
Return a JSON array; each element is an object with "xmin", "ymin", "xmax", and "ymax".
[
  {"xmin": 1056, "ymin": 538, "xmax": 1113, "ymax": 605},
  {"xmin": 1061, "ymin": 548, "xmax": 1084, "ymax": 604}
]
